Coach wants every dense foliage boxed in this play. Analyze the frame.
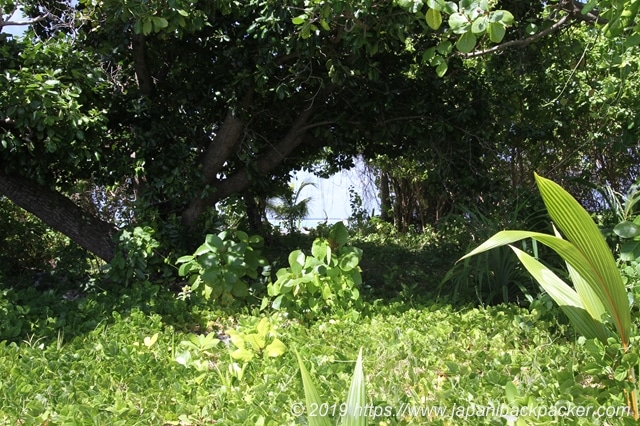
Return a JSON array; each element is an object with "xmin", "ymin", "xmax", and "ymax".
[
  {"xmin": 2, "ymin": 0, "xmax": 640, "ymax": 262},
  {"xmin": 2, "ymin": 2, "xmax": 640, "ymax": 422}
]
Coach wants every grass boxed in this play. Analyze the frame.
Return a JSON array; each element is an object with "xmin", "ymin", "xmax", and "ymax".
[
  {"xmin": 0, "ymin": 223, "xmax": 636, "ymax": 425},
  {"xmin": 0, "ymin": 280, "xmax": 631, "ymax": 425}
]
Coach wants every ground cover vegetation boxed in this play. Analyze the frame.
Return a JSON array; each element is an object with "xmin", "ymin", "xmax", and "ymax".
[{"xmin": 3, "ymin": 0, "xmax": 640, "ymax": 424}]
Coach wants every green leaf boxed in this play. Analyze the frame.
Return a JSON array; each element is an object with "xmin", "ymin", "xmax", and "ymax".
[
  {"xmin": 152, "ymin": 16, "xmax": 169, "ymax": 31},
  {"xmin": 295, "ymin": 350, "xmax": 332, "ymax": 426},
  {"xmin": 620, "ymin": 240, "xmax": 640, "ymax": 261},
  {"xmin": 249, "ymin": 234, "xmax": 264, "ymax": 246},
  {"xmin": 423, "ymin": 47, "xmax": 436, "ymax": 63},
  {"xmin": 265, "ymin": 338, "xmax": 287, "ymax": 357},
  {"xmin": 312, "ymin": 240, "xmax": 331, "ymax": 265},
  {"xmin": 623, "ymin": 33, "xmax": 640, "ymax": 47},
  {"xmin": 230, "ymin": 347, "xmax": 254, "ymax": 362},
  {"xmin": 448, "ymin": 12, "xmax": 469, "ymax": 34},
  {"xmin": 471, "ymin": 16, "xmax": 488, "ymax": 34},
  {"xmin": 581, "ymin": 0, "xmax": 597, "ymax": 14},
  {"xmin": 272, "ymin": 294, "xmax": 284, "ymax": 310},
  {"xmin": 339, "ymin": 247, "xmax": 362, "ymax": 272},
  {"xmin": 443, "ymin": 1, "xmax": 458, "ymax": 14},
  {"xmin": 426, "ymin": 0, "xmax": 443, "ymax": 11},
  {"xmin": 488, "ymin": 22, "xmax": 506, "ymax": 43},
  {"xmin": 534, "ymin": 173, "xmax": 631, "ymax": 346},
  {"xmin": 614, "ymin": 221, "xmax": 640, "ymax": 238},
  {"xmin": 505, "ymin": 381, "xmax": 518, "ymax": 404},
  {"xmin": 176, "ymin": 255, "xmax": 194, "ymax": 264},
  {"xmin": 245, "ymin": 333, "xmax": 266, "ymax": 351},
  {"xmin": 289, "ymin": 250, "xmax": 306, "ymax": 275},
  {"xmin": 142, "ymin": 19, "xmax": 153, "ymax": 35},
  {"xmin": 524, "ymin": 23, "xmax": 538, "ymax": 35},
  {"xmin": 175, "ymin": 350, "xmax": 191, "ymax": 366},
  {"xmin": 426, "ymin": 8, "xmax": 443, "ymax": 30},
  {"xmin": 510, "ymin": 246, "xmax": 609, "ymax": 342},
  {"xmin": 460, "ymin": 174, "xmax": 631, "ymax": 347},
  {"xmin": 201, "ymin": 268, "xmax": 221, "ymax": 284},
  {"xmin": 257, "ymin": 317, "xmax": 270, "ymax": 336},
  {"xmin": 496, "ymin": 10, "xmax": 514, "ymax": 25},
  {"xmin": 436, "ymin": 61, "xmax": 448, "ymax": 77},
  {"xmin": 292, "ymin": 15, "xmax": 307, "ymax": 25},
  {"xmin": 456, "ymin": 32, "xmax": 477, "ymax": 54},
  {"xmin": 231, "ymin": 280, "xmax": 248, "ymax": 297},
  {"xmin": 235, "ymin": 230, "xmax": 249, "ymax": 242},
  {"xmin": 343, "ymin": 348, "xmax": 366, "ymax": 426},
  {"xmin": 205, "ymin": 234, "xmax": 224, "ymax": 251},
  {"xmin": 330, "ymin": 222, "xmax": 349, "ymax": 247},
  {"xmin": 436, "ymin": 40, "xmax": 452, "ymax": 55}
]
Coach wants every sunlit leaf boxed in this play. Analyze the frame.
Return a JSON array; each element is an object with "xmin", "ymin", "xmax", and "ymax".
[
  {"xmin": 230, "ymin": 347, "xmax": 254, "ymax": 362},
  {"xmin": 143, "ymin": 333, "xmax": 158, "ymax": 348},
  {"xmin": 510, "ymin": 246, "xmax": 609, "ymax": 342},
  {"xmin": 471, "ymin": 16, "xmax": 488, "ymax": 34},
  {"xmin": 535, "ymin": 173, "xmax": 630, "ymax": 346},
  {"xmin": 426, "ymin": 8, "xmax": 443, "ymax": 30},
  {"xmin": 448, "ymin": 12, "xmax": 469, "ymax": 34},
  {"xmin": 265, "ymin": 338, "xmax": 287, "ymax": 357},
  {"xmin": 292, "ymin": 15, "xmax": 307, "ymax": 25}
]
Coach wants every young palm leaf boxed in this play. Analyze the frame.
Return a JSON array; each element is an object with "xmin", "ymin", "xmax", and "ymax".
[
  {"xmin": 459, "ymin": 173, "xmax": 631, "ymax": 347},
  {"xmin": 295, "ymin": 348, "xmax": 367, "ymax": 426},
  {"xmin": 342, "ymin": 348, "xmax": 366, "ymax": 426},
  {"xmin": 459, "ymin": 174, "xmax": 638, "ymax": 419},
  {"xmin": 295, "ymin": 349, "xmax": 332, "ymax": 426}
]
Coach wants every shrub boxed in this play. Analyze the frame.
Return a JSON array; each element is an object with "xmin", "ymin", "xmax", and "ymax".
[
  {"xmin": 176, "ymin": 230, "xmax": 269, "ymax": 305},
  {"xmin": 264, "ymin": 222, "xmax": 363, "ymax": 319},
  {"xmin": 104, "ymin": 226, "xmax": 163, "ymax": 286},
  {"xmin": 438, "ymin": 191, "xmax": 551, "ymax": 304}
]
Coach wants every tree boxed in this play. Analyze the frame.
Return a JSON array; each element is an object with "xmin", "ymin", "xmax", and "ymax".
[
  {"xmin": 1, "ymin": 0, "xmax": 640, "ymax": 265},
  {"xmin": 267, "ymin": 181, "xmax": 316, "ymax": 233}
]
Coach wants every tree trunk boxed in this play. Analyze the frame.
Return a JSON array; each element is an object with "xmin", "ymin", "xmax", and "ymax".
[
  {"xmin": 200, "ymin": 91, "xmax": 253, "ymax": 183},
  {"xmin": 182, "ymin": 103, "xmax": 319, "ymax": 227},
  {"xmin": 243, "ymin": 191, "xmax": 266, "ymax": 232},
  {"xmin": 0, "ymin": 170, "xmax": 119, "ymax": 261},
  {"xmin": 379, "ymin": 170, "xmax": 391, "ymax": 221}
]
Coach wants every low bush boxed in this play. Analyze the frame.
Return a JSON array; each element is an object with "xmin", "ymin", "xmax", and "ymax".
[
  {"xmin": 176, "ymin": 230, "xmax": 270, "ymax": 306},
  {"xmin": 264, "ymin": 222, "xmax": 363, "ymax": 319}
]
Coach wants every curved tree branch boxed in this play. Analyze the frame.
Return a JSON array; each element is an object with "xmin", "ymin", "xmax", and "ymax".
[
  {"xmin": 460, "ymin": 0, "xmax": 607, "ymax": 59},
  {"xmin": 181, "ymin": 95, "xmax": 327, "ymax": 227},
  {"xmin": 0, "ymin": 170, "xmax": 119, "ymax": 261},
  {"xmin": 0, "ymin": 8, "xmax": 51, "ymax": 30},
  {"xmin": 460, "ymin": 14, "xmax": 572, "ymax": 59},
  {"xmin": 200, "ymin": 88, "xmax": 254, "ymax": 183}
]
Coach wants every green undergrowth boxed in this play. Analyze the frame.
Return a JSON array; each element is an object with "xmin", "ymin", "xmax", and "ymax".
[{"xmin": 0, "ymin": 282, "xmax": 633, "ymax": 425}]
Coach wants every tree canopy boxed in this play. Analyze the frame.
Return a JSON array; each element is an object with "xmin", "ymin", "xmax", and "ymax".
[{"xmin": 1, "ymin": 0, "xmax": 640, "ymax": 263}]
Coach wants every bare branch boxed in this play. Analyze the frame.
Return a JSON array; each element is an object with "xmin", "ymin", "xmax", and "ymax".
[{"xmin": 1, "ymin": 12, "xmax": 51, "ymax": 29}]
